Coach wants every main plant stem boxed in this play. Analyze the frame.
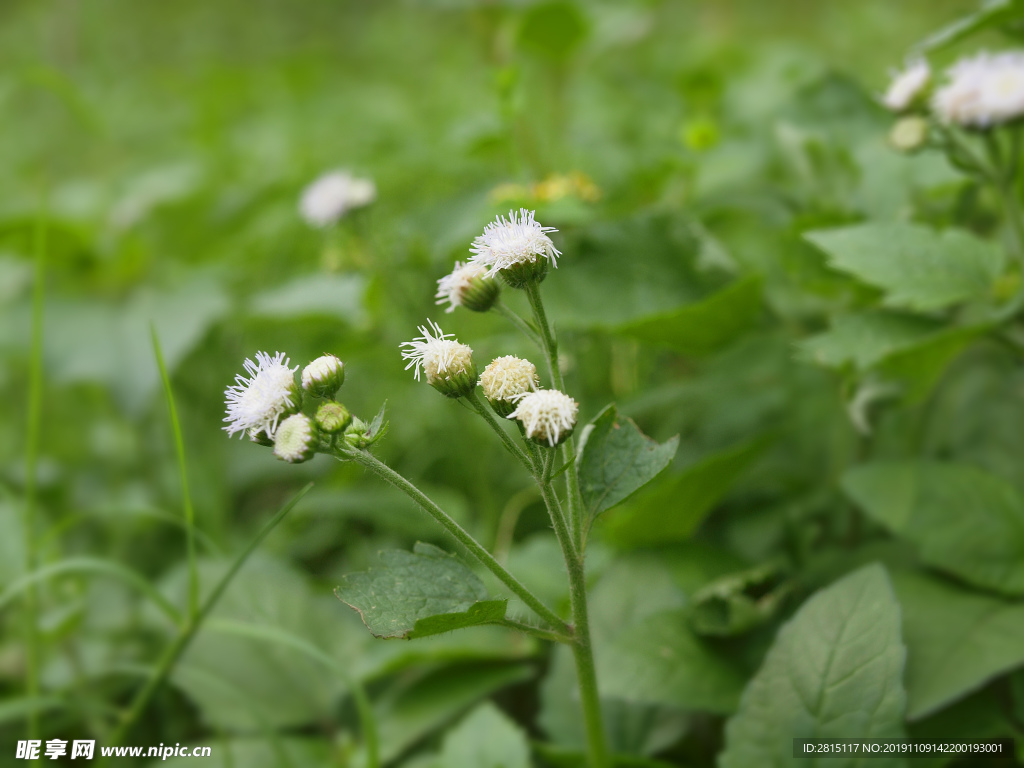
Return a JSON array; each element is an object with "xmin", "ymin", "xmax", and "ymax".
[
  {"xmin": 339, "ymin": 446, "xmax": 569, "ymax": 634},
  {"xmin": 524, "ymin": 281, "xmax": 585, "ymax": 551},
  {"xmin": 537, "ymin": 469, "xmax": 608, "ymax": 768}
]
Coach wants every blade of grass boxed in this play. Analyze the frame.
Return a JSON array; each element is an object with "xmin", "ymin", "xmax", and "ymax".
[
  {"xmin": 23, "ymin": 206, "xmax": 46, "ymax": 741},
  {"xmin": 151, "ymin": 325, "xmax": 199, "ymax": 620},
  {"xmin": 104, "ymin": 483, "xmax": 313, "ymax": 755},
  {"xmin": 0, "ymin": 557, "xmax": 183, "ymax": 626},
  {"xmin": 206, "ymin": 618, "xmax": 380, "ymax": 768}
]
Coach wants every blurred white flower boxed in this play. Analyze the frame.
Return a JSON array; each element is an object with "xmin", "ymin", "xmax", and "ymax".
[
  {"xmin": 224, "ymin": 351, "xmax": 300, "ymax": 438},
  {"xmin": 298, "ymin": 170, "xmax": 376, "ymax": 227},
  {"xmin": 435, "ymin": 261, "xmax": 499, "ymax": 313},
  {"xmin": 507, "ymin": 389, "xmax": 578, "ymax": 447},
  {"xmin": 400, "ymin": 319, "xmax": 476, "ymax": 396},
  {"xmin": 882, "ymin": 59, "xmax": 930, "ymax": 112},
  {"xmin": 469, "ymin": 209, "xmax": 560, "ymax": 281},
  {"xmin": 934, "ymin": 52, "xmax": 1024, "ymax": 128}
]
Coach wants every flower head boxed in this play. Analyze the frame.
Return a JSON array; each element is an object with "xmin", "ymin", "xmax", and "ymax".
[
  {"xmin": 933, "ymin": 51, "xmax": 1024, "ymax": 128},
  {"xmin": 882, "ymin": 59, "xmax": 931, "ymax": 112},
  {"xmin": 223, "ymin": 351, "xmax": 300, "ymax": 438},
  {"xmin": 400, "ymin": 319, "xmax": 477, "ymax": 397},
  {"xmin": 315, "ymin": 401, "xmax": 352, "ymax": 434},
  {"xmin": 302, "ymin": 354, "xmax": 346, "ymax": 398},
  {"xmin": 272, "ymin": 413, "xmax": 318, "ymax": 463},
  {"xmin": 469, "ymin": 209, "xmax": 560, "ymax": 288},
  {"xmin": 480, "ymin": 356, "xmax": 540, "ymax": 417},
  {"xmin": 507, "ymin": 389, "xmax": 578, "ymax": 447},
  {"xmin": 435, "ymin": 261, "xmax": 500, "ymax": 313},
  {"xmin": 298, "ymin": 170, "xmax": 376, "ymax": 228}
]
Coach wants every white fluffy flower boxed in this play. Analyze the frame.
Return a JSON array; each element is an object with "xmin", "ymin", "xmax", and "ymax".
[
  {"xmin": 400, "ymin": 319, "xmax": 476, "ymax": 396},
  {"xmin": 934, "ymin": 52, "xmax": 1024, "ymax": 128},
  {"xmin": 480, "ymin": 356, "xmax": 539, "ymax": 403},
  {"xmin": 224, "ymin": 351, "xmax": 300, "ymax": 438},
  {"xmin": 882, "ymin": 59, "xmax": 930, "ymax": 112},
  {"xmin": 507, "ymin": 389, "xmax": 578, "ymax": 447},
  {"xmin": 469, "ymin": 209, "xmax": 560, "ymax": 280},
  {"xmin": 435, "ymin": 261, "xmax": 498, "ymax": 313},
  {"xmin": 298, "ymin": 170, "xmax": 376, "ymax": 228}
]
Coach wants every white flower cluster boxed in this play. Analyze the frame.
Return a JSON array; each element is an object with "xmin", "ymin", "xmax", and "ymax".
[
  {"xmin": 933, "ymin": 52, "xmax": 1024, "ymax": 128},
  {"xmin": 507, "ymin": 389, "xmax": 579, "ymax": 447},
  {"xmin": 435, "ymin": 261, "xmax": 494, "ymax": 313},
  {"xmin": 399, "ymin": 319, "xmax": 476, "ymax": 397},
  {"xmin": 299, "ymin": 170, "xmax": 376, "ymax": 228},
  {"xmin": 882, "ymin": 51, "xmax": 1024, "ymax": 129}
]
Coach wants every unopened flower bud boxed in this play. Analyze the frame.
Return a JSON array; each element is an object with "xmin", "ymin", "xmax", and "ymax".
[
  {"xmin": 302, "ymin": 354, "xmax": 346, "ymax": 398},
  {"xmin": 480, "ymin": 356, "xmax": 540, "ymax": 417},
  {"xmin": 316, "ymin": 401, "xmax": 352, "ymax": 434},
  {"xmin": 273, "ymin": 413, "xmax": 318, "ymax": 463},
  {"xmin": 889, "ymin": 116, "xmax": 929, "ymax": 153},
  {"xmin": 400, "ymin": 319, "xmax": 477, "ymax": 398},
  {"xmin": 343, "ymin": 416, "xmax": 370, "ymax": 448},
  {"xmin": 508, "ymin": 389, "xmax": 579, "ymax": 447},
  {"xmin": 435, "ymin": 261, "xmax": 500, "ymax": 313}
]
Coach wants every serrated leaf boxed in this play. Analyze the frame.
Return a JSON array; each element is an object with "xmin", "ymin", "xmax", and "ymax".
[
  {"xmin": 335, "ymin": 543, "xmax": 507, "ymax": 639},
  {"xmin": 915, "ymin": 0, "xmax": 1024, "ymax": 54},
  {"xmin": 804, "ymin": 223, "xmax": 1003, "ymax": 312},
  {"xmin": 577, "ymin": 405, "xmax": 679, "ymax": 524},
  {"xmin": 843, "ymin": 461, "xmax": 1024, "ymax": 596},
  {"xmin": 615, "ymin": 276, "xmax": 762, "ymax": 355},
  {"xmin": 892, "ymin": 569, "xmax": 1024, "ymax": 720},
  {"xmin": 720, "ymin": 564, "xmax": 907, "ymax": 768},
  {"xmin": 601, "ymin": 437, "xmax": 766, "ymax": 548}
]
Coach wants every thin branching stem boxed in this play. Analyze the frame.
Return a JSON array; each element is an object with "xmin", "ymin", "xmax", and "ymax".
[
  {"xmin": 337, "ymin": 446, "xmax": 570, "ymax": 633},
  {"xmin": 465, "ymin": 389, "xmax": 537, "ymax": 473},
  {"xmin": 494, "ymin": 298, "xmax": 543, "ymax": 348}
]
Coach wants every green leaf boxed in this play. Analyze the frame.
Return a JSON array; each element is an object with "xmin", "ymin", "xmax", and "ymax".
[
  {"xmin": 875, "ymin": 324, "xmax": 987, "ymax": 403},
  {"xmin": 804, "ymin": 223, "xmax": 1004, "ymax": 312},
  {"xmin": 429, "ymin": 702, "xmax": 531, "ymax": 768},
  {"xmin": 335, "ymin": 543, "xmax": 507, "ymax": 639},
  {"xmin": 798, "ymin": 311, "xmax": 943, "ymax": 370},
  {"xmin": 576, "ymin": 405, "xmax": 679, "ymax": 524},
  {"xmin": 601, "ymin": 437, "xmax": 766, "ymax": 548},
  {"xmin": 688, "ymin": 563, "xmax": 791, "ymax": 637},
  {"xmin": 892, "ymin": 569, "xmax": 1024, "ymax": 719},
  {"xmin": 615, "ymin": 276, "xmax": 762, "ymax": 356},
  {"xmin": 915, "ymin": 0, "xmax": 1024, "ymax": 54},
  {"xmin": 719, "ymin": 564, "xmax": 907, "ymax": 768},
  {"xmin": 843, "ymin": 461, "xmax": 1024, "ymax": 596},
  {"xmin": 598, "ymin": 609, "xmax": 746, "ymax": 714},
  {"xmin": 374, "ymin": 663, "xmax": 534, "ymax": 763}
]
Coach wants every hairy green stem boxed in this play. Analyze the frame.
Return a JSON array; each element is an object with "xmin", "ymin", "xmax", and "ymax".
[
  {"xmin": 494, "ymin": 298, "xmax": 542, "ymax": 348},
  {"xmin": 465, "ymin": 389, "xmax": 537, "ymax": 473},
  {"xmin": 524, "ymin": 281, "xmax": 585, "ymax": 551},
  {"xmin": 338, "ymin": 446, "xmax": 569, "ymax": 633},
  {"xmin": 537, "ymin": 467, "xmax": 608, "ymax": 767},
  {"xmin": 105, "ymin": 485, "xmax": 313, "ymax": 754}
]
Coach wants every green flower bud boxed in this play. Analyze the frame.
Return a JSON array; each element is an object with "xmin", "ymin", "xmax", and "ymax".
[
  {"xmin": 435, "ymin": 261, "xmax": 500, "ymax": 313},
  {"xmin": 889, "ymin": 116, "xmax": 928, "ymax": 153},
  {"xmin": 273, "ymin": 413, "xmax": 318, "ymax": 463},
  {"xmin": 301, "ymin": 354, "xmax": 345, "ymax": 398},
  {"xmin": 316, "ymin": 401, "xmax": 352, "ymax": 434}
]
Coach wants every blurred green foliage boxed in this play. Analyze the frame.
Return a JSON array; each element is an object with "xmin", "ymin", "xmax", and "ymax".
[{"xmin": 6, "ymin": 0, "xmax": 1024, "ymax": 766}]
